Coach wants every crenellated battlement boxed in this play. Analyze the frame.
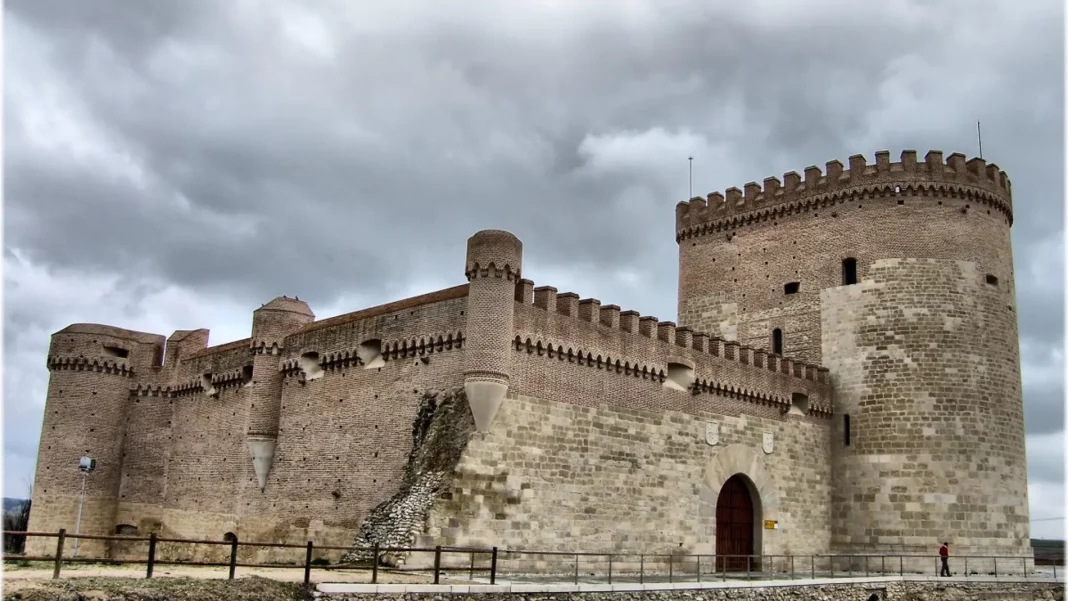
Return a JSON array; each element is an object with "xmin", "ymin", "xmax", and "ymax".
[
  {"xmin": 514, "ymin": 279, "xmax": 831, "ymax": 414},
  {"xmin": 675, "ymin": 150, "xmax": 1013, "ymax": 241}
]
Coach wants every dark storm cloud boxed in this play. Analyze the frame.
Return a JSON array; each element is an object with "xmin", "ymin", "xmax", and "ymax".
[{"xmin": 4, "ymin": 0, "xmax": 1063, "ymax": 521}]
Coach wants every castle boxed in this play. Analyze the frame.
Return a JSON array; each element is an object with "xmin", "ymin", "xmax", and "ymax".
[{"xmin": 27, "ymin": 149, "xmax": 1032, "ymax": 571}]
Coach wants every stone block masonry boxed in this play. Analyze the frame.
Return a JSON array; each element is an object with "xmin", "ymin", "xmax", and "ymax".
[
  {"xmin": 422, "ymin": 390, "xmax": 832, "ymax": 565},
  {"xmin": 822, "ymin": 258, "xmax": 1029, "ymax": 556},
  {"xmin": 318, "ymin": 581, "xmax": 1063, "ymax": 600}
]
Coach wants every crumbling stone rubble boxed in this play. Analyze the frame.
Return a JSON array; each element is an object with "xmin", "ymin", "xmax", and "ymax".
[{"xmin": 340, "ymin": 387, "xmax": 474, "ymax": 566}]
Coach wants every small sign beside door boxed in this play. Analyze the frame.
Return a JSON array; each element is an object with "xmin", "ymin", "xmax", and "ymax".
[{"xmin": 764, "ymin": 520, "xmax": 778, "ymax": 530}]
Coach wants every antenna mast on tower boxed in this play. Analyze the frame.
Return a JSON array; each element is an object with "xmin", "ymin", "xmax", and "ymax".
[
  {"xmin": 977, "ymin": 121, "xmax": 983, "ymax": 159},
  {"xmin": 688, "ymin": 156, "xmax": 693, "ymax": 199}
]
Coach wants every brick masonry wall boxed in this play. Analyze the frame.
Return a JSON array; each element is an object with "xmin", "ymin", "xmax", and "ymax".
[
  {"xmin": 423, "ymin": 379, "xmax": 832, "ymax": 566},
  {"xmin": 822, "ymin": 258, "xmax": 1029, "ymax": 556},
  {"xmin": 28, "ymin": 326, "xmax": 164, "ymax": 557},
  {"xmin": 512, "ymin": 302, "xmax": 832, "ymax": 413},
  {"xmin": 106, "ymin": 293, "xmax": 469, "ymax": 562},
  {"xmin": 677, "ymin": 173, "xmax": 1015, "ymax": 366}
]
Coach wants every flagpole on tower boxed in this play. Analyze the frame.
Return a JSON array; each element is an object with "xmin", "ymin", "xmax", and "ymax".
[
  {"xmin": 977, "ymin": 121, "xmax": 983, "ymax": 159},
  {"xmin": 688, "ymin": 156, "xmax": 693, "ymax": 199}
]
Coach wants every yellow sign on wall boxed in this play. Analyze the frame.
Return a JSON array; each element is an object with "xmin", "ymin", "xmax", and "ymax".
[{"xmin": 764, "ymin": 520, "xmax": 778, "ymax": 530}]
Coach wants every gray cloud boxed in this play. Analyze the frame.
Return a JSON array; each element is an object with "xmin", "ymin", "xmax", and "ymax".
[{"xmin": 4, "ymin": 0, "xmax": 1063, "ymax": 533}]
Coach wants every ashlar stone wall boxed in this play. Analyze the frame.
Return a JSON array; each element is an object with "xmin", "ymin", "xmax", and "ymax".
[
  {"xmin": 822, "ymin": 258, "xmax": 1029, "ymax": 558},
  {"xmin": 422, "ymin": 378, "xmax": 833, "ymax": 572}
]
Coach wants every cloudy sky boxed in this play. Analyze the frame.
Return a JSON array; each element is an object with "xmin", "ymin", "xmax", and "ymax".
[{"xmin": 3, "ymin": 1, "xmax": 1064, "ymax": 539}]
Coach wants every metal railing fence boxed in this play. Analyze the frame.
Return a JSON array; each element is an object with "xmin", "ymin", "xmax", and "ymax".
[{"xmin": 2, "ymin": 529, "xmax": 1061, "ymax": 587}]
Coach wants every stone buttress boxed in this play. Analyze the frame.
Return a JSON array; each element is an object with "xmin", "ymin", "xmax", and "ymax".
[
  {"xmin": 462, "ymin": 230, "xmax": 523, "ymax": 431},
  {"xmin": 246, "ymin": 297, "xmax": 314, "ymax": 490}
]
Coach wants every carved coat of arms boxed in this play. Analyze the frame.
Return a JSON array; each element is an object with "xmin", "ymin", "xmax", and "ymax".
[
  {"xmin": 705, "ymin": 423, "xmax": 719, "ymax": 446},
  {"xmin": 762, "ymin": 432, "xmax": 774, "ymax": 454}
]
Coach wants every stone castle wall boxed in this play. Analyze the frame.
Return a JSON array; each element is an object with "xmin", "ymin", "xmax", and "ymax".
[{"xmin": 422, "ymin": 384, "xmax": 832, "ymax": 566}]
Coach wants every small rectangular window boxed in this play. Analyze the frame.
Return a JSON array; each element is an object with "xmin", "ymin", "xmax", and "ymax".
[
  {"xmin": 842, "ymin": 258, "xmax": 858, "ymax": 286},
  {"xmin": 772, "ymin": 328, "xmax": 783, "ymax": 355},
  {"xmin": 986, "ymin": 274, "xmax": 999, "ymax": 286},
  {"xmin": 784, "ymin": 282, "xmax": 800, "ymax": 295},
  {"xmin": 844, "ymin": 414, "xmax": 851, "ymax": 446}
]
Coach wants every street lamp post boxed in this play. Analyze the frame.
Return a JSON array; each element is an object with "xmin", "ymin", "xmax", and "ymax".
[{"xmin": 72, "ymin": 456, "xmax": 96, "ymax": 558}]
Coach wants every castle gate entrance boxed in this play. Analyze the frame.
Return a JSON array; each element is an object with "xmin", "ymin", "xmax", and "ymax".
[{"xmin": 715, "ymin": 474, "xmax": 755, "ymax": 571}]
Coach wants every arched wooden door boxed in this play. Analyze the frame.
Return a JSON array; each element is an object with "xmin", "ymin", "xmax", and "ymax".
[{"xmin": 715, "ymin": 474, "xmax": 755, "ymax": 571}]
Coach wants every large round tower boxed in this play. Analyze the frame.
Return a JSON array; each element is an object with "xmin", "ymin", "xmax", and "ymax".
[
  {"xmin": 27, "ymin": 324, "xmax": 165, "ymax": 556},
  {"xmin": 675, "ymin": 150, "xmax": 1029, "ymax": 562}
]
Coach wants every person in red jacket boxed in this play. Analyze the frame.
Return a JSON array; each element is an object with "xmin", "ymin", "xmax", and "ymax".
[{"xmin": 939, "ymin": 542, "xmax": 951, "ymax": 576}]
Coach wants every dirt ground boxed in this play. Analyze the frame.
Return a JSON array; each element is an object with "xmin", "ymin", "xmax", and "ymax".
[{"xmin": 2, "ymin": 560, "xmax": 468, "ymax": 596}]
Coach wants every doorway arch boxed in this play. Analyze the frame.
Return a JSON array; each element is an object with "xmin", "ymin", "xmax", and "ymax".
[
  {"xmin": 715, "ymin": 474, "xmax": 757, "ymax": 571},
  {"xmin": 700, "ymin": 444, "xmax": 780, "ymax": 571}
]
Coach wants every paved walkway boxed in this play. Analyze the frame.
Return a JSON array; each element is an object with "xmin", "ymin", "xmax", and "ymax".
[{"xmin": 317, "ymin": 573, "xmax": 1065, "ymax": 595}]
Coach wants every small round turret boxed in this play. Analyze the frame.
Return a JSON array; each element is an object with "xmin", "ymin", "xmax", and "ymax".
[
  {"xmin": 462, "ymin": 230, "xmax": 523, "ymax": 432},
  {"xmin": 247, "ymin": 296, "xmax": 315, "ymax": 491}
]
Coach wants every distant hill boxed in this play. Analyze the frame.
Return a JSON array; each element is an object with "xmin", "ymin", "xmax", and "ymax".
[{"xmin": 3, "ymin": 498, "xmax": 28, "ymax": 513}]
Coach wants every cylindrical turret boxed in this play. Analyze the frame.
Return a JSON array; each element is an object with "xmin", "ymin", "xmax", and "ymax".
[
  {"xmin": 462, "ymin": 230, "xmax": 523, "ymax": 432},
  {"xmin": 675, "ymin": 150, "xmax": 1029, "ymax": 564},
  {"xmin": 246, "ymin": 296, "xmax": 314, "ymax": 490},
  {"xmin": 27, "ymin": 324, "xmax": 164, "ymax": 557}
]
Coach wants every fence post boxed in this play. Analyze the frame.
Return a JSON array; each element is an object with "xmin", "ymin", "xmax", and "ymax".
[
  {"xmin": 812, "ymin": 555, "xmax": 815, "ymax": 579},
  {"xmin": 434, "ymin": 545, "xmax": 442, "ymax": 585},
  {"xmin": 469, "ymin": 551, "xmax": 475, "ymax": 581},
  {"xmin": 146, "ymin": 533, "xmax": 157, "ymax": 579},
  {"xmin": 790, "ymin": 555, "xmax": 794, "ymax": 580},
  {"xmin": 696, "ymin": 555, "xmax": 701, "ymax": 582},
  {"xmin": 372, "ymin": 543, "xmax": 379, "ymax": 584},
  {"xmin": 994, "ymin": 557, "xmax": 997, "ymax": 578},
  {"xmin": 574, "ymin": 554, "xmax": 578, "ymax": 585},
  {"xmin": 964, "ymin": 556, "xmax": 968, "ymax": 579},
  {"xmin": 228, "ymin": 535, "xmax": 238, "ymax": 580},
  {"xmin": 639, "ymin": 554, "xmax": 644, "ymax": 584},
  {"xmin": 865, "ymin": 555, "xmax": 869, "ymax": 578},
  {"xmin": 53, "ymin": 529, "xmax": 66, "ymax": 580},
  {"xmin": 747, "ymin": 555, "xmax": 751, "ymax": 581},
  {"xmin": 303, "ymin": 541, "xmax": 313, "ymax": 587},
  {"xmin": 669, "ymin": 553, "xmax": 673, "ymax": 583},
  {"xmin": 899, "ymin": 556, "xmax": 903, "ymax": 577},
  {"xmin": 490, "ymin": 547, "xmax": 497, "ymax": 585},
  {"xmin": 608, "ymin": 553, "xmax": 613, "ymax": 584}
]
